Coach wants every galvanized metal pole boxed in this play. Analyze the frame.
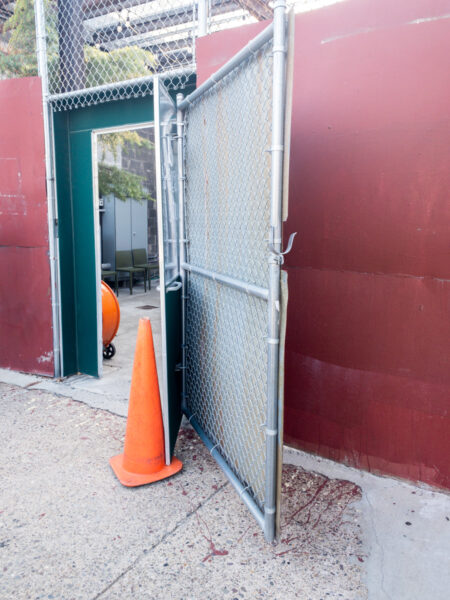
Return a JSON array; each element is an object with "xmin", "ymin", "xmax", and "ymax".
[
  {"xmin": 197, "ymin": 0, "xmax": 208, "ymax": 37},
  {"xmin": 176, "ymin": 95, "xmax": 187, "ymax": 413},
  {"xmin": 162, "ymin": 125, "xmax": 178, "ymax": 276},
  {"xmin": 154, "ymin": 77, "xmax": 171, "ymax": 465},
  {"xmin": 34, "ymin": 0, "xmax": 62, "ymax": 377},
  {"xmin": 184, "ymin": 407, "xmax": 265, "ymax": 530},
  {"xmin": 265, "ymin": 0, "xmax": 287, "ymax": 543}
]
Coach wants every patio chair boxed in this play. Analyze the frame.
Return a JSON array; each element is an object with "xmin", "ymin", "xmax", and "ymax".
[
  {"xmin": 101, "ymin": 268, "xmax": 118, "ymax": 296},
  {"xmin": 132, "ymin": 248, "xmax": 159, "ymax": 290},
  {"xmin": 115, "ymin": 250, "xmax": 146, "ymax": 295}
]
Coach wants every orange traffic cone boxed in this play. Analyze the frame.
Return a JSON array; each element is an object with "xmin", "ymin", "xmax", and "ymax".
[{"xmin": 110, "ymin": 317, "xmax": 183, "ymax": 486}]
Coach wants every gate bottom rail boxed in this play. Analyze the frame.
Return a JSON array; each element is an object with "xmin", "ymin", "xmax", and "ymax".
[{"xmin": 183, "ymin": 405, "xmax": 265, "ymax": 531}]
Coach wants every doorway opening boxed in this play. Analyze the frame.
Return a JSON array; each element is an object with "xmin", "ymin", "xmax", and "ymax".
[{"xmin": 92, "ymin": 123, "xmax": 163, "ymax": 398}]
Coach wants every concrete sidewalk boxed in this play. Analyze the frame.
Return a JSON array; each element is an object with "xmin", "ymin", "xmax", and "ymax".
[
  {"xmin": 1, "ymin": 285, "xmax": 450, "ymax": 600},
  {"xmin": 2, "ymin": 381, "xmax": 450, "ymax": 600},
  {"xmin": 1, "ymin": 383, "xmax": 366, "ymax": 600},
  {"xmin": 0, "ymin": 285, "xmax": 161, "ymax": 419}
]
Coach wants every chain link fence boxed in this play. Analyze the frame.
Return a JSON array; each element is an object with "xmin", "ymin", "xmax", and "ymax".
[
  {"xmin": 183, "ymin": 38, "xmax": 273, "ymax": 511},
  {"xmin": 42, "ymin": 0, "xmax": 199, "ymax": 110},
  {"xmin": 29, "ymin": 0, "xmax": 274, "ymax": 111},
  {"xmin": 0, "ymin": 1, "xmax": 342, "ymax": 104}
]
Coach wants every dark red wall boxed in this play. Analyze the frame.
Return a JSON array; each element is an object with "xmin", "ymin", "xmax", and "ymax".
[
  {"xmin": 196, "ymin": 0, "xmax": 450, "ymax": 489},
  {"xmin": 0, "ymin": 77, "xmax": 54, "ymax": 376}
]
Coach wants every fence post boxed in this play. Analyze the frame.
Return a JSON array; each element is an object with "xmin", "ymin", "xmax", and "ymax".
[
  {"xmin": 265, "ymin": 0, "xmax": 287, "ymax": 543},
  {"xmin": 34, "ymin": 0, "xmax": 62, "ymax": 377},
  {"xmin": 197, "ymin": 0, "xmax": 208, "ymax": 37},
  {"xmin": 177, "ymin": 94, "xmax": 187, "ymax": 413}
]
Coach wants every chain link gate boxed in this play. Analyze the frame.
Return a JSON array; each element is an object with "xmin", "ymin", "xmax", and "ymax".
[
  {"xmin": 176, "ymin": 1, "xmax": 291, "ymax": 542},
  {"xmin": 33, "ymin": 0, "xmax": 289, "ymax": 538}
]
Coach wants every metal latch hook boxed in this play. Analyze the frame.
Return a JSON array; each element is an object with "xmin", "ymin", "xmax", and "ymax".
[{"xmin": 268, "ymin": 232, "xmax": 297, "ymax": 264}]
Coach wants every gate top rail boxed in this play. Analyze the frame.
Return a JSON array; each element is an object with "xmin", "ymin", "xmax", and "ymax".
[{"xmin": 178, "ymin": 21, "xmax": 274, "ymax": 110}]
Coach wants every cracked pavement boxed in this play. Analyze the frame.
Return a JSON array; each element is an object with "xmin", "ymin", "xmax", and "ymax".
[
  {"xmin": 2, "ymin": 325, "xmax": 450, "ymax": 600},
  {"xmin": 0, "ymin": 383, "xmax": 367, "ymax": 600}
]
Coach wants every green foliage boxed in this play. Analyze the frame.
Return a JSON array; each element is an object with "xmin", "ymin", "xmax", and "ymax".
[
  {"xmin": 98, "ymin": 131, "xmax": 155, "ymax": 202},
  {"xmin": 84, "ymin": 45, "xmax": 156, "ymax": 88},
  {"xmin": 100, "ymin": 131, "xmax": 154, "ymax": 162},
  {"xmin": 0, "ymin": 0, "xmax": 39, "ymax": 77},
  {"xmin": 98, "ymin": 164, "xmax": 153, "ymax": 203},
  {"xmin": 0, "ymin": 0, "xmax": 156, "ymax": 84},
  {"xmin": 1, "ymin": 2, "xmax": 156, "ymax": 206}
]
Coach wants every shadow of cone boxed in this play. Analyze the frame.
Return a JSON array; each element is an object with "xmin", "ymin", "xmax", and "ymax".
[{"xmin": 110, "ymin": 317, "xmax": 183, "ymax": 486}]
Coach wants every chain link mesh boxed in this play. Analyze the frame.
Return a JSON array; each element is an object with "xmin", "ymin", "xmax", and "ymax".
[
  {"xmin": 186, "ymin": 276, "xmax": 268, "ymax": 506},
  {"xmin": 184, "ymin": 46, "xmax": 272, "ymax": 288},
  {"xmin": 28, "ymin": 0, "xmax": 275, "ymax": 111},
  {"xmin": 1, "ymin": 1, "xmax": 339, "ymax": 97},
  {"xmin": 183, "ymin": 39, "xmax": 273, "ymax": 510},
  {"xmin": 41, "ymin": 0, "xmax": 198, "ymax": 110}
]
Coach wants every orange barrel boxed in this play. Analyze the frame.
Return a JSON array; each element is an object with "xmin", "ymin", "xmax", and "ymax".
[{"xmin": 101, "ymin": 281, "xmax": 120, "ymax": 347}]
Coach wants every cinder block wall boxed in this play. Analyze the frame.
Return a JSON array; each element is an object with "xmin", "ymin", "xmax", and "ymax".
[{"xmin": 119, "ymin": 128, "xmax": 158, "ymax": 258}]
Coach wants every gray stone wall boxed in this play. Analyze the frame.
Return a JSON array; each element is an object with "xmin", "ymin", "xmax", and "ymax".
[{"xmin": 121, "ymin": 127, "xmax": 158, "ymax": 259}]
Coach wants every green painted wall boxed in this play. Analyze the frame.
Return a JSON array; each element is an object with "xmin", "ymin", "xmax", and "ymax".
[
  {"xmin": 54, "ymin": 90, "xmax": 190, "ymax": 376},
  {"xmin": 53, "ymin": 111, "xmax": 77, "ymax": 375},
  {"xmin": 165, "ymin": 285, "xmax": 182, "ymax": 456},
  {"xmin": 69, "ymin": 130, "xmax": 99, "ymax": 374}
]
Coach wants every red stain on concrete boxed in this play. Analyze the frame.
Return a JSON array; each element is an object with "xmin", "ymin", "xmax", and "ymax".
[{"xmin": 196, "ymin": 512, "xmax": 229, "ymax": 562}]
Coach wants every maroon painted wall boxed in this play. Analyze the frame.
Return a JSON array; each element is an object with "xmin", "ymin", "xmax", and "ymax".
[
  {"xmin": 196, "ymin": 0, "xmax": 450, "ymax": 490},
  {"xmin": 0, "ymin": 77, "xmax": 54, "ymax": 376}
]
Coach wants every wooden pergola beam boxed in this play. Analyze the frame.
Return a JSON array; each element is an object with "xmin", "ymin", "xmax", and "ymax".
[
  {"xmin": 0, "ymin": 0, "xmax": 14, "ymax": 24},
  {"xmin": 82, "ymin": 0, "xmax": 152, "ymax": 20},
  {"xmin": 91, "ymin": 0, "xmax": 239, "ymax": 44},
  {"xmin": 234, "ymin": 0, "xmax": 272, "ymax": 21}
]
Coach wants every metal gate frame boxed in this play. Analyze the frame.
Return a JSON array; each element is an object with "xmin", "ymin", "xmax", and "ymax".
[{"xmin": 175, "ymin": 0, "xmax": 290, "ymax": 542}]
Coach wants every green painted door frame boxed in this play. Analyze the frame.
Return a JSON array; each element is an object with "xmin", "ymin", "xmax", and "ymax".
[{"xmin": 53, "ymin": 90, "xmax": 193, "ymax": 377}]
